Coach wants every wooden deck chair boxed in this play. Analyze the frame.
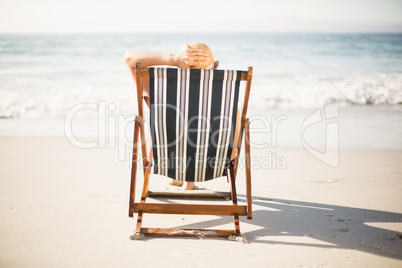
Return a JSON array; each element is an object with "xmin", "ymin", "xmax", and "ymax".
[{"xmin": 129, "ymin": 63, "xmax": 253, "ymax": 239}]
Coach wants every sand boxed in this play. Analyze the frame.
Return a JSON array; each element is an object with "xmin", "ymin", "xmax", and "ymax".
[{"xmin": 1, "ymin": 132, "xmax": 401, "ymax": 267}]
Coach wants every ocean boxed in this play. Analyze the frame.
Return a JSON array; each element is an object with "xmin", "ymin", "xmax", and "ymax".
[{"xmin": 0, "ymin": 33, "xmax": 402, "ymax": 119}]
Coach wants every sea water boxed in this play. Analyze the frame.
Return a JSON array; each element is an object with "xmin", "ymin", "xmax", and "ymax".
[{"xmin": 1, "ymin": 33, "xmax": 401, "ymax": 119}]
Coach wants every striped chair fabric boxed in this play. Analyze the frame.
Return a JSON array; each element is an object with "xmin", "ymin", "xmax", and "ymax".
[{"xmin": 149, "ymin": 67, "xmax": 242, "ymax": 182}]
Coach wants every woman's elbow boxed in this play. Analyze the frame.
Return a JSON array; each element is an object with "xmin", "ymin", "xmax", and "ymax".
[{"xmin": 124, "ymin": 51, "xmax": 133, "ymax": 66}]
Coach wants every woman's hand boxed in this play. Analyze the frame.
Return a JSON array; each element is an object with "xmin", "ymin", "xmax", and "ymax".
[{"xmin": 174, "ymin": 46, "xmax": 210, "ymax": 68}]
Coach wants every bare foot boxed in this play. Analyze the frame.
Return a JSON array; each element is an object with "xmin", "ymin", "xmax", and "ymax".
[
  {"xmin": 181, "ymin": 182, "xmax": 198, "ymax": 190},
  {"xmin": 169, "ymin": 179, "xmax": 183, "ymax": 187}
]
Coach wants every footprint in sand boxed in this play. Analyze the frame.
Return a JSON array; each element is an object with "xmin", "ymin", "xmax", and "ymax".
[{"xmin": 335, "ymin": 227, "xmax": 350, "ymax": 233}]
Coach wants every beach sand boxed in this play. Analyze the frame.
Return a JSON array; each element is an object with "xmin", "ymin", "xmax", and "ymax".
[
  {"xmin": 1, "ymin": 106, "xmax": 402, "ymax": 267},
  {"xmin": 0, "ymin": 137, "xmax": 401, "ymax": 267}
]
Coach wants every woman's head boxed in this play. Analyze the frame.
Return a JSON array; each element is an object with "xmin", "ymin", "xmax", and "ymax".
[{"xmin": 182, "ymin": 42, "xmax": 219, "ymax": 69}]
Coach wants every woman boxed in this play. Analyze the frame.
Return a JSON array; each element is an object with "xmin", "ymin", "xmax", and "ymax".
[{"xmin": 124, "ymin": 43, "xmax": 219, "ymax": 190}]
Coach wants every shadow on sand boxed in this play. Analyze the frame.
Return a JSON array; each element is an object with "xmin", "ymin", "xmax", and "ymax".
[{"xmin": 170, "ymin": 195, "xmax": 402, "ymax": 259}]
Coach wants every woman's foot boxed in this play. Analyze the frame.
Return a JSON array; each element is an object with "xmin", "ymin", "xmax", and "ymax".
[
  {"xmin": 169, "ymin": 179, "xmax": 184, "ymax": 187},
  {"xmin": 169, "ymin": 180, "xmax": 198, "ymax": 190},
  {"xmin": 181, "ymin": 182, "xmax": 198, "ymax": 190}
]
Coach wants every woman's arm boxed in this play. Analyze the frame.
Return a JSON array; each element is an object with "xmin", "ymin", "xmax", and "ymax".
[
  {"xmin": 124, "ymin": 51, "xmax": 176, "ymax": 69},
  {"xmin": 124, "ymin": 47, "xmax": 210, "ymax": 107},
  {"xmin": 124, "ymin": 47, "xmax": 210, "ymax": 69}
]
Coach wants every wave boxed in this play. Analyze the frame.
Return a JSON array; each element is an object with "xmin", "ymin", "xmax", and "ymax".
[
  {"xmin": 250, "ymin": 73, "xmax": 402, "ymax": 109},
  {"xmin": 0, "ymin": 87, "xmax": 137, "ymax": 119},
  {"xmin": 1, "ymin": 34, "xmax": 402, "ymax": 118},
  {"xmin": 0, "ymin": 72, "xmax": 401, "ymax": 118}
]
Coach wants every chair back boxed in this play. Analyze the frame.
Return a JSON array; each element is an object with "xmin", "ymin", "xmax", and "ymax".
[{"xmin": 148, "ymin": 67, "xmax": 243, "ymax": 182}]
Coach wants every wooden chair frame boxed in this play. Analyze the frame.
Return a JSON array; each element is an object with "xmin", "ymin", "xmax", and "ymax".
[{"xmin": 129, "ymin": 63, "xmax": 253, "ymax": 238}]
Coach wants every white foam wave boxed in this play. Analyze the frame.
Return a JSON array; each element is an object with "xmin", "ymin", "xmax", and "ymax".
[
  {"xmin": 250, "ymin": 73, "xmax": 402, "ymax": 109},
  {"xmin": 0, "ymin": 73, "xmax": 401, "ymax": 118},
  {"xmin": 0, "ymin": 87, "xmax": 136, "ymax": 119}
]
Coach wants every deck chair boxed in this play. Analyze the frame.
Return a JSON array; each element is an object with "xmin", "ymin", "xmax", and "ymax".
[{"xmin": 129, "ymin": 63, "xmax": 253, "ymax": 238}]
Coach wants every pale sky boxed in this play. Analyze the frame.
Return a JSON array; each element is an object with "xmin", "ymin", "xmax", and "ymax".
[{"xmin": 0, "ymin": 0, "xmax": 401, "ymax": 33}]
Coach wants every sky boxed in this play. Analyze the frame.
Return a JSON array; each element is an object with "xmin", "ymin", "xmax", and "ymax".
[{"xmin": 0, "ymin": 0, "xmax": 401, "ymax": 33}]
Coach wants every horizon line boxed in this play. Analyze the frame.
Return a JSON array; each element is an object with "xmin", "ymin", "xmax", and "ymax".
[{"xmin": 1, "ymin": 31, "xmax": 402, "ymax": 35}]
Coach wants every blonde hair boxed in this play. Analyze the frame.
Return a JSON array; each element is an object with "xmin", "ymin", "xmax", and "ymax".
[{"xmin": 182, "ymin": 42, "xmax": 217, "ymax": 69}]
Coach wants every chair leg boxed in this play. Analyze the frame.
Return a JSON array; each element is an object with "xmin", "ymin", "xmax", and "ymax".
[
  {"xmin": 229, "ymin": 165, "xmax": 241, "ymax": 236},
  {"xmin": 233, "ymin": 125, "xmax": 245, "ymax": 180},
  {"xmin": 229, "ymin": 165, "xmax": 238, "ymax": 205},
  {"xmin": 129, "ymin": 117, "xmax": 141, "ymax": 217},
  {"xmin": 135, "ymin": 148, "xmax": 153, "ymax": 233},
  {"xmin": 135, "ymin": 212, "xmax": 144, "ymax": 233},
  {"xmin": 244, "ymin": 118, "xmax": 252, "ymax": 220}
]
